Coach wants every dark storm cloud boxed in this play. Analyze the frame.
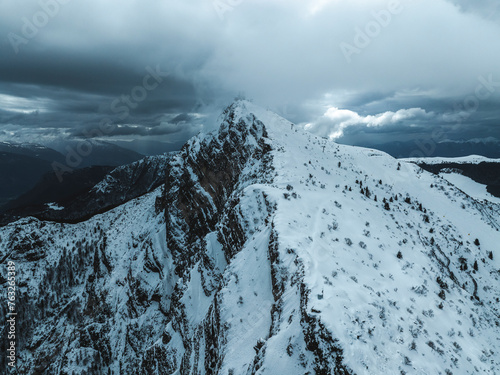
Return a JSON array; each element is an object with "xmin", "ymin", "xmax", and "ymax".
[
  {"xmin": 447, "ymin": 0, "xmax": 500, "ymax": 21},
  {"xmin": 171, "ymin": 113, "xmax": 195, "ymax": 124},
  {"xmin": 0, "ymin": 0, "xmax": 499, "ymax": 149}
]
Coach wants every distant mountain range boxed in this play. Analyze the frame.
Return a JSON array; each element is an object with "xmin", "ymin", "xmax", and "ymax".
[
  {"xmin": 356, "ymin": 138, "xmax": 500, "ymax": 159},
  {"xmin": 0, "ymin": 154, "xmax": 172, "ymax": 225},
  {"xmin": 0, "ymin": 140, "xmax": 143, "ymax": 206},
  {"xmin": 106, "ymin": 139, "xmax": 186, "ymax": 156}
]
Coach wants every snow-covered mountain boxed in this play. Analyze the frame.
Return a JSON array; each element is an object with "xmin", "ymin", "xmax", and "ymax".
[
  {"xmin": 1, "ymin": 101, "xmax": 499, "ymax": 374},
  {"xmin": 402, "ymin": 155, "xmax": 500, "ymax": 165},
  {"xmin": 357, "ymin": 138, "xmax": 500, "ymax": 159},
  {"xmin": 0, "ymin": 141, "xmax": 65, "ymax": 162}
]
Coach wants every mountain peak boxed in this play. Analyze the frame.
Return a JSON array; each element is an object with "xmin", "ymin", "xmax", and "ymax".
[{"xmin": 2, "ymin": 103, "xmax": 500, "ymax": 374}]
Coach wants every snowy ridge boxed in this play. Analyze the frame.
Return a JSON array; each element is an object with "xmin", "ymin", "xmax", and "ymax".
[
  {"xmin": 437, "ymin": 173, "xmax": 500, "ymax": 205},
  {"xmin": 401, "ymin": 155, "xmax": 500, "ymax": 165},
  {"xmin": 1, "ymin": 101, "xmax": 499, "ymax": 374},
  {"xmin": 91, "ymin": 154, "xmax": 172, "ymax": 194},
  {"xmin": 0, "ymin": 141, "xmax": 53, "ymax": 151}
]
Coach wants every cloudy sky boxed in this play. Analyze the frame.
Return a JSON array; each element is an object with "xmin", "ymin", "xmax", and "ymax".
[{"xmin": 1, "ymin": 0, "xmax": 499, "ymax": 153}]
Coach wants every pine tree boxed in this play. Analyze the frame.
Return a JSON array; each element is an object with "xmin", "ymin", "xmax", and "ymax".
[{"xmin": 365, "ymin": 187, "xmax": 371, "ymax": 198}]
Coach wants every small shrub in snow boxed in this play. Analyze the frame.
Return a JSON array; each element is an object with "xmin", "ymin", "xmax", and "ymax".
[
  {"xmin": 345, "ymin": 238, "xmax": 353, "ymax": 246},
  {"xmin": 328, "ymin": 221, "xmax": 338, "ymax": 231},
  {"xmin": 436, "ymin": 277, "xmax": 448, "ymax": 290}
]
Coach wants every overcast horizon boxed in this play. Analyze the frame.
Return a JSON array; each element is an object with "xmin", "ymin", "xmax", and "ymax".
[{"xmin": 1, "ymin": 0, "xmax": 500, "ymax": 155}]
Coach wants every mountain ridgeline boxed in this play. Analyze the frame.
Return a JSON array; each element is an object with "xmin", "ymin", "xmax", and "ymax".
[{"xmin": 1, "ymin": 101, "xmax": 499, "ymax": 374}]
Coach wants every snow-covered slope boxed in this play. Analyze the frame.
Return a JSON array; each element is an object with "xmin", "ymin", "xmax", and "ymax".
[
  {"xmin": 436, "ymin": 173, "xmax": 500, "ymax": 204},
  {"xmin": 1, "ymin": 101, "xmax": 499, "ymax": 374},
  {"xmin": 401, "ymin": 155, "xmax": 500, "ymax": 203}
]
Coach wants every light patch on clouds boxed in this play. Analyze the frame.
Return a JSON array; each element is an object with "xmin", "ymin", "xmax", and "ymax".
[
  {"xmin": 305, "ymin": 107, "xmax": 434, "ymax": 139},
  {"xmin": 0, "ymin": 94, "xmax": 51, "ymax": 114},
  {"xmin": 0, "ymin": 0, "xmax": 500, "ymax": 149}
]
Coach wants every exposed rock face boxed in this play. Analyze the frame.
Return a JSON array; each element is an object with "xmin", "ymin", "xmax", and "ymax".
[
  {"xmin": 1, "ymin": 101, "xmax": 500, "ymax": 374},
  {"xmin": 163, "ymin": 103, "xmax": 274, "ymax": 273}
]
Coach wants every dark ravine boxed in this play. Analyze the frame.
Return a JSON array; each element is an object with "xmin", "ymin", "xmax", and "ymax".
[
  {"xmin": 417, "ymin": 162, "xmax": 500, "ymax": 198},
  {"xmin": 0, "ymin": 155, "xmax": 172, "ymax": 226}
]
